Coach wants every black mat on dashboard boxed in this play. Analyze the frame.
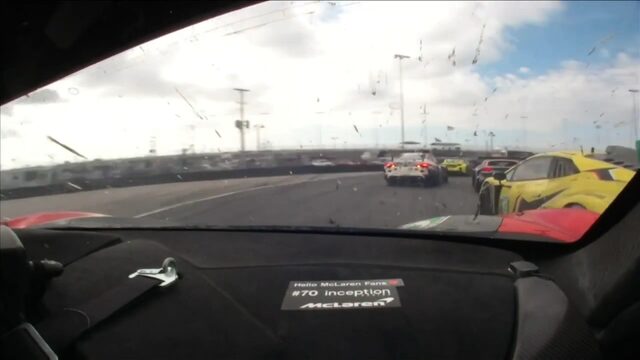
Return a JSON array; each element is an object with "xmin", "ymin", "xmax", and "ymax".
[{"xmin": 37, "ymin": 236, "xmax": 517, "ymax": 360}]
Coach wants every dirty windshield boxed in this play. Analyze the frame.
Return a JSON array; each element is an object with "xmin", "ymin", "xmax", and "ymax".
[{"xmin": 1, "ymin": 1, "xmax": 638, "ymax": 240}]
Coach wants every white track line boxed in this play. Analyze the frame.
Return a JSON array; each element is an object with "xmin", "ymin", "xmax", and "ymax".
[
  {"xmin": 134, "ymin": 183, "xmax": 284, "ymax": 218},
  {"xmin": 133, "ymin": 172, "xmax": 378, "ymax": 218}
]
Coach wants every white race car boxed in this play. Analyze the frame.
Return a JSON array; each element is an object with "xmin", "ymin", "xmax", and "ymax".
[{"xmin": 384, "ymin": 152, "xmax": 448, "ymax": 187}]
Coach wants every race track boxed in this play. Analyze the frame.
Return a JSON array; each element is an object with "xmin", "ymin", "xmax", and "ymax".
[{"xmin": 1, "ymin": 173, "xmax": 479, "ymax": 229}]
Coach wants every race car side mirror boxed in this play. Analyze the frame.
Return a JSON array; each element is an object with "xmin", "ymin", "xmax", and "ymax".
[{"xmin": 493, "ymin": 172, "xmax": 506, "ymax": 182}]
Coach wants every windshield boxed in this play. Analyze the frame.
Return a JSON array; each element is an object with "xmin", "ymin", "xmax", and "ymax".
[
  {"xmin": 487, "ymin": 160, "xmax": 519, "ymax": 167},
  {"xmin": 1, "ymin": 1, "xmax": 638, "ymax": 240}
]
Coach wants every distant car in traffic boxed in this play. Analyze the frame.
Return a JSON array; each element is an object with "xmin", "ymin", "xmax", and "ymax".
[
  {"xmin": 478, "ymin": 151, "xmax": 635, "ymax": 215},
  {"xmin": 442, "ymin": 158, "xmax": 469, "ymax": 176},
  {"xmin": 311, "ymin": 159, "xmax": 335, "ymax": 167},
  {"xmin": 471, "ymin": 159, "xmax": 520, "ymax": 192},
  {"xmin": 384, "ymin": 152, "xmax": 448, "ymax": 187}
]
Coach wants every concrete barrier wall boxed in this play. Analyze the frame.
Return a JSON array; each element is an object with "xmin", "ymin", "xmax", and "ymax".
[{"xmin": 0, "ymin": 164, "xmax": 382, "ymax": 200}]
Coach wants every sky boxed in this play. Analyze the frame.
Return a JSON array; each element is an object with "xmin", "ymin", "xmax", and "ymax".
[{"xmin": 1, "ymin": 0, "xmax": 639, "ymax": 170}]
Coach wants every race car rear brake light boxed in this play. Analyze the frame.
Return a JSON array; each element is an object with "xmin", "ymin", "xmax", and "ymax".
[
  {"xmin": 418, "ymin": 162, "xmax": 430, "ymax": 168},
  {"xmin": 384, "ymin": 162, "xmax": 397, "ymax": 168},
  {"xmin": 481, "ymin": 166, "xmax": 494, "ymax": 173}
]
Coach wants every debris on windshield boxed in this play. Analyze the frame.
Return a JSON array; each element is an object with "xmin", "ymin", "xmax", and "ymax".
[
  {"xmin": 587, "ymin": 47, "xmax": 596, "ymax": 56},
  {"xmin": 492, "ymin": 87, "xmax": 498, "ymax": 93},
  {"xmin": 289, "ymin": 170, "xmax": 294, "ymax": 175},
  {"xmin": 67, "ymin": 87, "xmax": 79, "ymax": 95},
  {"xmin": 176, "ymin": 174, "xmax": 183, "ymax": 180},
  {"xmin": 328, "ymin": 217, "xmax": 336, "ymax": 225},
  {"xmin": 175, "ymin": 87, "xmax": 204, "ymax": 120},
  {"xmin": 599, "ymin": 113, "xmax": 605, "ymax": 117},
  {"xmin": 352, "ymin": 186, "xmax": 358, "ymax": 192},
  {"xmin": 66, "ymin": 182, "xmax": 82, "ymax": 190},
  {"xmin": 353, "ymin": 124, "xmax": 361, "ymax": 136},
  {"xmin": 215, "ymin": 130, "xmax": 222, "ymax": 138},
  {"xmin": 472, "ymin": 24, "xmax": 486, "ymax": 65},
  {"xmin": 447, "ymin": 47, "xmax": 456, "ymax": 66},
  {"xmin": 46, "ymin": 136, "xmax": 87, "ymax": 159},
  {"xmin": 336, "ymin": 179, "xmax": 341, "ymax": 190},
  {"xmin": 505, "ymin": 113, "xmax": 509, "ymax": 119}
]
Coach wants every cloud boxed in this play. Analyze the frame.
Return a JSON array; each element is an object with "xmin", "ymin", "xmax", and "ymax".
[
  {"xmin": 0, "ymin": 128, "xmax": 19, "ymax": 139},
  {"xmin": 12, "ymin": 88, "xmax": 63, "ymax": 105},
  {"xmin": 0, "ymin": 104, "xmax": 12, "ymax": 117},
  {"xmin": 518, "ymin": 66, "xmax": 531, "ymax": 74}
]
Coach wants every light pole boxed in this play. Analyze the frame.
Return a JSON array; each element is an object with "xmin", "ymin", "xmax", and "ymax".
[
  {"xmin": 254, "ymin": 124, "xmax": 265, "ymax": 150},
  {"xmin": 395, "ymin": 54, "xmax": 410, "ymax": 149},
  {"xmin": 233, "ymin": 88, "xmax": 250, "ymax": 152},
  {"xmin": 488, "ymin": 131, "xmax": 495, "ymax": 151},
  {"xmin": 629, "ymin": 89, "xmax": 639, "ymax": 148}
]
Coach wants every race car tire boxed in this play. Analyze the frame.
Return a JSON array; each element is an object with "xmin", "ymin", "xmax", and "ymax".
[
  {"xmin": 432, "ymin": 173, "xmax": 442, "ymax": 187},
  {"xmin": 478, "ymin": 187, "xmax": 496, "ymax": 215},
  {"xmin": 473, "ymin": 180, "xmax": 481, "ymax": 193}
]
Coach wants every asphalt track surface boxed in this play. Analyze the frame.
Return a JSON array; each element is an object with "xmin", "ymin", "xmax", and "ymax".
[{"xmin": 1, "ymin": 173, "xmax": 478, "ymax": 229}]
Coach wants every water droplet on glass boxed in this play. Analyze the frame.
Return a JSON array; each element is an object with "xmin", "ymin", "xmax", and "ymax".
[
  {"xmin": 68, "ymin": 87, "xmax": 79, "ymax": 95},
  {"xmin": 352, "ymin": 186, "xmax": 358, "ymax": 192}
]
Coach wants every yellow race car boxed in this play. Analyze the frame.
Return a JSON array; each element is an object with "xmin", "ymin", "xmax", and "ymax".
[
  {"xmin": 442, "ymin": 158, "xmax": 469, "ymax": 175},
  {"xmin": 478, "ymin": 151, "xmax": 635, "ymax": 215}
]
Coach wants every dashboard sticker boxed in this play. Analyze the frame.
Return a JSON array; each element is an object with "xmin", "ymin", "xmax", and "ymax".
[{"xmin": 281, "ymin": 279, "xmax": 403, "ymax": 310}]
